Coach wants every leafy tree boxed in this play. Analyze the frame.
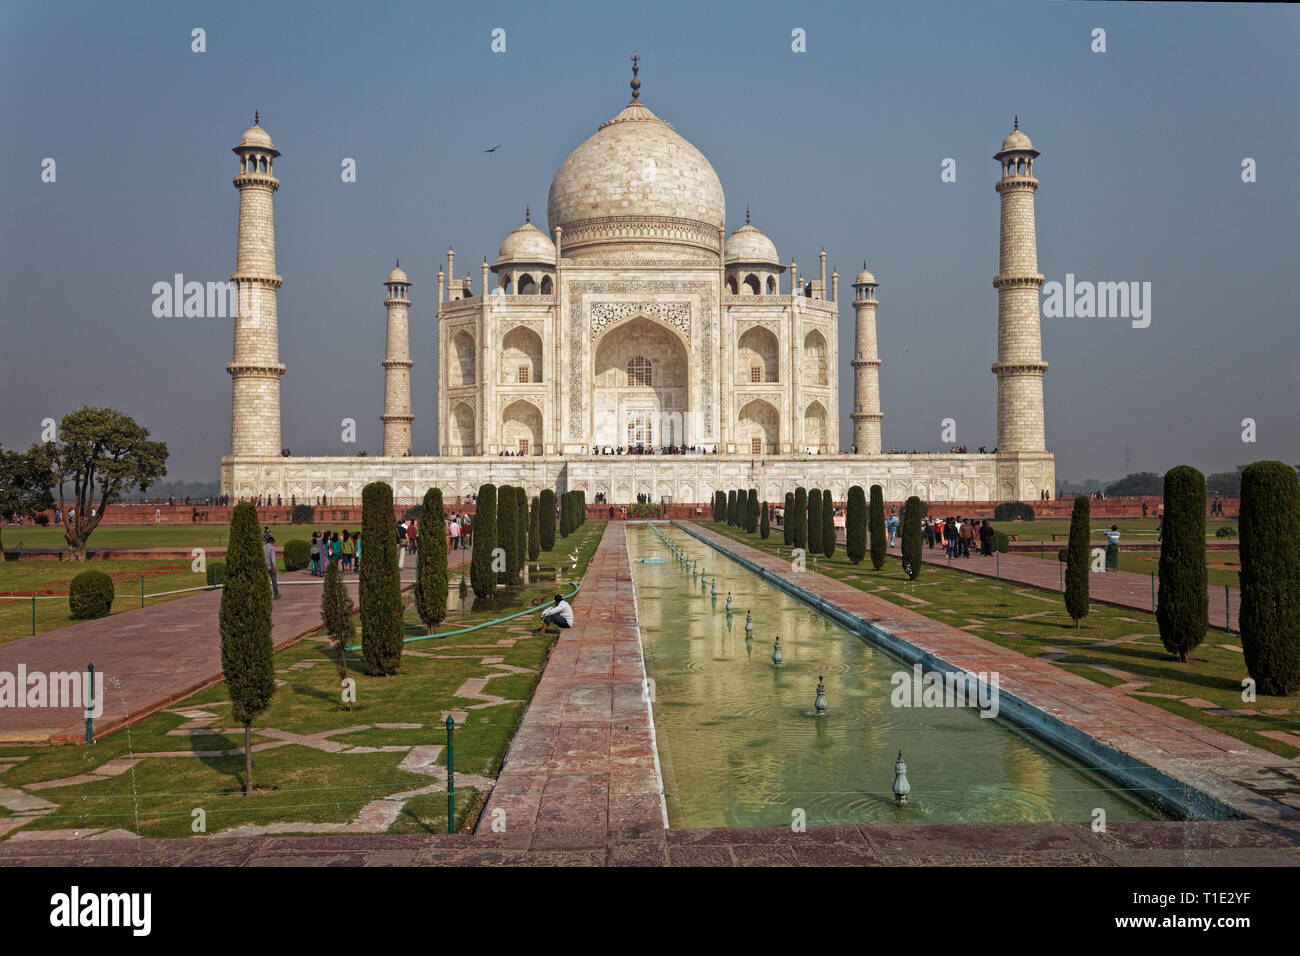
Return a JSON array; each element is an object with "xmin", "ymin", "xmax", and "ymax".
[
  {"xmin": 1239, "ymin": 462, "xmax": 1300, "ymax": 695},
  {"xmin": 808, "ymin": 487, "xmax": 823, "ymax": 554},
  {"xmin": 792, "ymin": 487, "xmax": 807, "ymax": 549},
  {"xmin": 471, "ymin": 484, "xmax": 498, "ymax": 597},
  {"xmin": 49, "ymin": 407, "xmax": 168, "ymax": 560},
  {"xmin": 900, "ymin": 496, "xmax": 922, "ymax": 580},
  {"xmin": 497, "ymin": 485, "xmax": 519, "ymax": 585},
  {"xmin": 0, "ymin": 442, "xmax": 55, "ymax": 553},
  {"xmin": 746, "ymin": 488, "xmax": 759, "ymax": 533},
  {"xmin": 845, "ymin": 486, "xmax": 866, "ymax": 564},
  {"xmin": 783, "ymin": 492, "xmax": 794, "ymax": 546},
  {"xmin": 414, "ymin": 487, "xmax": 448, "ymax": 629},
  {"xmin": 320, "ymin": 558, "xmax": 354, "ymax": 707},
  {"xmin": 528, "ymin": 496, "xmax": 541, "ymax": 561},
  {"xmin": 821, "ymin": 489, "xmax": 835, "ymax": 558},
  {"xmin": 1157, "ymin": 466, "xmax": 1207, "ymax": 662},
  {"xmin": 1206, "ymin": 465, "xmax": 1245, "ymax": 498},
  {"xmin": 360, "ymin": 482, "xmax": 404, "ymax": 675},
  {"xmin": 219, "ymin": 502, "xmax": 276, "ymax": 794},
  {"xmin": 760, "ymin": 501, "xmax": 770, "ymax": 539},
  {"xmin": 1064, "ymin": 495, "xmax": 1091, "ymax": 628},
  {"xmin": 539, "ymin": 488, "xmax": 556, "ymax": 551},
  {"xmin": 290, "ymin": 504, "xmax": 315, "ymax": 524},
  {"xmin": 868, "ymin": 485, "xmax": 886, "ymax": 570}
]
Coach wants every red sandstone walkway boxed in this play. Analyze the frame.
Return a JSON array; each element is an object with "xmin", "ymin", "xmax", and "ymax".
[
  {"xmin": 689, "ymin": 523, "xmax": 1300, "ymax": 825},
  {"xmin": 898, "ymin": 539, "xmax": 1241, "ymax": 630},
  {"xmin": 478, "ymin": 522, "xmax": 665, "ymax": 856},
  {"xmin": 0, "ymin": 549, "xmax": 468, "ymax": 744}
]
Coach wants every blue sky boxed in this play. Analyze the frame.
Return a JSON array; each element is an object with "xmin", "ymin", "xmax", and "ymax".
[{"xmin": 2, "ymin": 0, "xmax": 1297, "ymax": 483}]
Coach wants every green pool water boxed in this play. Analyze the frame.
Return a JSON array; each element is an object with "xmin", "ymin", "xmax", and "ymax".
[{"xmin": 629, "ymin": 524, "xmax": 1168, "ymax": 828}]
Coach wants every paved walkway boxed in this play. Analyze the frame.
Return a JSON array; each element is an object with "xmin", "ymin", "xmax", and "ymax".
[
  {"xmin": 689, "ymin": 523, "xmax": 1300, "ymax": 825},
  {"xmin": 0, "ymin": 549, "xmax": 468, "ymax": 744},
  {"xmin": 478, "ymin": 521, "xmax": 665, "ymax": 853},
  {"xmin": 0, "ymin": 819, "xmax": 1295, "ymax": 866}
]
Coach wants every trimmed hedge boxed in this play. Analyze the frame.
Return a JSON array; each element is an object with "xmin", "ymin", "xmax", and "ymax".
[
  {"xmin": 760, "ymin": 501, "xmax": 770, "ymax": 539},
  {"xmin": 539, "ymin": 488, "xmax": 556, "ymax": 551},
  {"xmin": 821, "ymin": 489, "xmax": 835, "ymax": 558},
  {"xmin": 282, "ymin": 539, "xmax": 311, "ymax": 572},
  {"xmin": 868, "ymin": 484, "xmax": 886, "ymax": 571},
  {"xmin": 845, "ymin": 485, "xmax": 866, "ymax": 564},
  {"xmin": 360, "ymin": 482, "xmax": 403, "ymax": 675},
  {"xmin": 69, "ymin": 569, "xmax": 114, "ymax": 620},
  {"xmin": 746, "ymin": 488, "xmax": 759, "ymax": 534},
  {"xmin": 1064, "ymin": 496, "xmax": 1091, "ymax": 627},
  {"xmin": 993, "ymin": 502, "xmax": 1035, "ymax": 522},
  {"xmin": 1157, "ymin": 466, "xmax": 1207, "ymax": 662},
  {"xmin": 497, "ymin": 485, "xmax": 519, "ymax": 586},
  {"xmin": 414, "ymin": 487, "xmax": 448, "ymax": 629},
  {"xmin": 529, "ymin": 496, "xmax": 541, "ymax": 561},
  {"xmin": 1239, "ymin": 461, "xmax": 1300, "ymax": 695}
]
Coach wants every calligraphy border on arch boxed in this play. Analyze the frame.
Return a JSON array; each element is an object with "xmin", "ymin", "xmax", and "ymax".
[{"xmin": 567, "ymin": 280, "xmax": 714, "ymax": 437}]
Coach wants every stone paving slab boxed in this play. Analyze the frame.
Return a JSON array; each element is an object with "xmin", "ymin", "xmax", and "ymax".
[
  {"xmin": 0, "ymin": 549, "xmax": 469, "ymax": 744},
  {"xmin": 479, "ymin": 522, "xmax": 666, "ymax": 847},
  {"xmin": 684, "ymin": 522, "xmax": 1298, "ymax": 825}
]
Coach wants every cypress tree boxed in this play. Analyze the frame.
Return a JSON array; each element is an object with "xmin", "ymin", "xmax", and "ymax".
[
  {"xmin": 414, "ymin": 487, "xmax": 448, "ymax": 629},
  {"xmin": 321, "ymin": 558, "xmax": 354, "ymax": 708},
  {"xmin": 470, "ymin": 483, "xmax": 497, "ymax": 598},
  {"xmin": 559, "ymin": 491, "xmax": 571, "ymax": 538},
  {"xmin": 727, "ymin": 489, "xmax": 737, "ymax": 526},
  {"xmin": 539, "ymin": 488, "xmax": 556, "ymax": 551},
  {"xmin": 900, "ymin": 495, "xmax": 923, "ymax": 581},
  {"xmin": 528, "ymin": 496, "xmax": 541, "ymax": 561},
  {"xmin": 869, "ymin": 484, "xmax": 886, "ymax": 571},
  {"xmin": 846, "ymin": 485, "xmax": 867, "ymax": 564},
  {"xmin": 715, "ymin": 490, "xmax": 726, "ymax": 522},
  {"xmin": 760, "ymin": 501, "xmax": 770, "ymax": 539},
  {"xmin": 360, "ymin": 481, "xmax": 404, "ymax": 675},
  {"xmin": 497, "ymin": 485, "xmax": 519, "ymax": 585},
  {"xmin": 746, "ymin": 488, "xmax": 759, "ymax": 533},
  {"xmin": 219, "ymin": 501, "xmax": 276, "ymax": 795},
  {"xmin": 578, "ymin": 490, "xmax": 586, "ymax": 525},
  {"xmin": 516, "ymin": 486, "xmax": 529, "ymax": 573},
  {"xmin": 792, "ymin": 487, "xmax": 807, "ymax": 549},
  {"xmin": 1239, "ymin": 461, "xmax": 1300, "ymax": 695},
  {"xmin": 822, "ymin": 489, "xmax": 835, "ymax": 558},
  {"xmin": 808, "ymin": 487, "xmax": 823, "ymax": 554},
  {"xmin": 783, "ymin": 492, "xmax": 794, "ymax": 546},
  {"xmin": 1157, "ymin": 466, "xmax": 1207, "ymax": 662},
  {"xmin": 1064, "ymin": 495, "xmax": 1091, "ymax": 628}
]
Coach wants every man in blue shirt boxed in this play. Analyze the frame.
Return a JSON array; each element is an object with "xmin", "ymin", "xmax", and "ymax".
[{"xmin": 264, "ymin": 535, "xmax": 280, "ymax": 599}]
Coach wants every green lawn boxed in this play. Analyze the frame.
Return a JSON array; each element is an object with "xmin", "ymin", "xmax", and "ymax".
[
  {"xmin": 0, "ymin": 524, "xmax": 240, "ymax": 551},
  {"xmin": 703, "ymin": 521, "xmax": 1298, "ymax": 761},
  {"xmin": 990, "ymin": 516, "xmax": 1239, "ymax": 542},
  {"xmin": 1019, "ymin": 547, "xmax": 1242, "ymax": 590},
  {"xmin": 0, "ymin": 521, "xmax": 607, "ymax": 839},
  {"xmin": 0, "ymin": 559, "xmax": 213, "ymax": 642}
]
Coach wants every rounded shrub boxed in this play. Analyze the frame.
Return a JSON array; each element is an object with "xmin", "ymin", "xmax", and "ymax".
[
  {"xmin": 69, "ymin": 569, "xmax": 114, "ymax": 619},
  {"xmin": 282, "ymin": 539, "xmax": 311, "ymax": 572},
  {"xmin": 993, "ymin": 502, "xmax": 1035, "ymax": 522},
  {"xmin": 900, "ymin": 496, "xmax": 923, "ymax": 580},
  {"xmin": 291, "ymin": 504, "xmax": 315, "ymax": 524},
  {"xmin": 539, "ymin": 488, "xmax": 556, "ymax": 552}
]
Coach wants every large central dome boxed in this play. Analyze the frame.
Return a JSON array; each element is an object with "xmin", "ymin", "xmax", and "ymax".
[{"xmin": 547, "ymin": 96, "xmax": 726, "ymax": 260}]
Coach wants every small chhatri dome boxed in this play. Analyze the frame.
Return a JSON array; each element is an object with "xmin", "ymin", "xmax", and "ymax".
[
  {"xmin": 386, "ymin": 259, "xmax": 409, "ymax": 284},
  {"xmin": 495, "ymin": 216, "xmax": 556, "ymax": 267},
  {"xmin": 725, "ymin": 214, "xmax": 781, "ymax": 265},
  {"xmin": 237, "ymin": 112, "xmax": 276, "ymax": 152},
  {"xmin": 855, "ymin": 262, "xmax": 876, "ymax": 285},
  {"xmin": 997, "ymin": 118, "xmax": 1036, "ymax": 156}
]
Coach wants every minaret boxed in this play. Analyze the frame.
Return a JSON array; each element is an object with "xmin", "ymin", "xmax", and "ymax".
[
  {"xmin": 227, "ymin": 113, "xmax": 285, "ymax": 456},
  {"xmin": 850, "ymin": 264, "xmax": 883, "ymax": 454},
  {"xmin": 381, "ymin": 261, "xmax": 414, "ymax": 456},
  {"xmin": 992, "ymin": 119, "xmax": 1048, "ymax": 452}
]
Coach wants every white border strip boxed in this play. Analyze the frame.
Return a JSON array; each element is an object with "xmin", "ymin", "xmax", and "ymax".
[{"xmin": 624, "ymin": 523, "xmax": 670, "ymax": 829}]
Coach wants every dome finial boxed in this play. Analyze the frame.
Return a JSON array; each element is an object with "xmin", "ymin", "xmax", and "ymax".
[
  {"xmin": 745, "ymin": 205, "xmax": 750, "ymax": 225},
  {"xmin": 630, "ymin": 50, "xmax": 640, "ymax": 100},
  {"xmin": 1014, "ymin": 114, "xmax": 1019, "ymax": 131},
  {"xmin": 395, "ymin": 257, "xmax": 399, "ymax": 268},
  {"xmin": 525, "ymin": 204, "xmax": 530, "ymax": 223},
  {"xmin": 254, "ymin": 109, "xmax": 259, "ymax": 126}
]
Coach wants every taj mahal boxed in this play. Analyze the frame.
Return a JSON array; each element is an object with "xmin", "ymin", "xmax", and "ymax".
[{"xmin": 220, "ymin": 58, "xmax": 1054, "ymax": 506}]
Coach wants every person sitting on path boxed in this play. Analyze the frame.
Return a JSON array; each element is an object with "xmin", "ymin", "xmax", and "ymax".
[{"xmin": 533, "ymin": 593, "xmax": 574, "ymax": 634}]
